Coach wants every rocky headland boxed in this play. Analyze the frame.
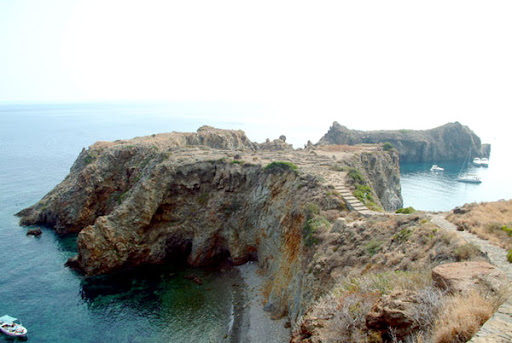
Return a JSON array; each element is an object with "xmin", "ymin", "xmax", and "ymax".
[
  {"xmin": 18, "ymin": 125, "xmax": 509, "ymax": 342},
  {"xmin": 317, "ymin": 121, "xmax": 491, "ymax": 162}
]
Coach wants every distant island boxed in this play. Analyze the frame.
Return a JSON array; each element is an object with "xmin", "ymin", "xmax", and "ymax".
[
  {"xmin": 317, "ymin": 121, "xmax": 491, "ymax": 162},
  {"xmin": 17, "ymin": 124, "xmax": 508, "ymax": 343}
]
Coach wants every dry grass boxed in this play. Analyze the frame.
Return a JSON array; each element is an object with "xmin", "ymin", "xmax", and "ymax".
[
  {"xmin": 447, "ymin": 200, "xmax": 512, "ymax": 250},
  {"xmin": 432, "ymin": 291, "xmax": 494, "ymax": 343},
  {"xmin": 317, "ymin": 144, "xmax": 364, "ymax": 152}
]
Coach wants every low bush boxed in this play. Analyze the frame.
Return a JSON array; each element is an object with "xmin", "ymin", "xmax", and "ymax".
[
  {"xmin": 433, "ymin": 291, "xmax": 494, "ymax": 343},
  {"xmin": 264, "ymin": 161, "xmax": 299, "ymax": 173},
  {"xmin": 303, "ymin": 215, "xmax": 329, "ymax": 247},
  {"xmin": 396, "ymin": 207, "xmax": 416, "ymax": 214},
  {"xmin": 382, "ymin": 142, "xmax": 394, "ymax": 151},
  {"xmin": 454, "ymin": 243, "xmax": 482, "ymax": 261},
  {"xmin": 347, "ymin": 167, "xmax": 365, "ymax": 184}
]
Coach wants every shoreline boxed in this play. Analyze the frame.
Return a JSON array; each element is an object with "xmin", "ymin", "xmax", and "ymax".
[{"xmin": 232, "ymin": 261, "xmax": 291, "ymax": 343}]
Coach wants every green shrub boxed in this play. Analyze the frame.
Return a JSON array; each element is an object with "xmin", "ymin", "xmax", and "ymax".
[
  {"xmin": 353, "ymin": 185, "xmax": 374, "ymax": 203},
  {"xmin": 264, "ymin": 161, "xmax": 299, "ymax": 173},
  {"xmin": 347, "ymin": 168, "xmax": 365, "ymax": 184},
  {"xmin": 393, "ymin": 228, "xmax": 413, "ymax": 243},
  {"xmin": 303, "ymin": 215, "xmax": 329, "ymax": 246},
  {"xmin": 305, "ymin": 203, "xmax": 320, "ymax": 218},
  {"xmin": 382, "ymin": 142, "xmax": 393, "ymax": 151},
  {"xmin": 507, "ymin": 249, "xmax": 512, "ymax": 263},
  {"xmin": 396, "ymin": 207, "xmax": 416, "ymax": 214},
  {"xmin": 84, "ymin": 155, "xmax": 94, "ymax": 165},
  {"xmin": 230, "ymin": 160, "xmax": 244, "ymax": 165},
  {"xmin": 500, "ymin": 225, "xmax": 512, "ymax": 237},
  {"xmin": 364, "ymin": 240, "xmax": 383, "ymax": 256}
]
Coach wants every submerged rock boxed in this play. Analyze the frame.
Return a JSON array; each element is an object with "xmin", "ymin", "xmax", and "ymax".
[{"xmin": 26, "ymin": 227, "xmax": 42, "ymax": 236}]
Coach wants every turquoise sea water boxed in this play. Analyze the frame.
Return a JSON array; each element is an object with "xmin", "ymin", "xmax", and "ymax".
[
  {"xmin": 400, "ymin": 138, "xmax": 512, "ymax": 211},
  {"xmin": 1, "ymin": 103, "xmax": 511, "ymax": 342},
  {"xmin": 0, "ymin": 104, "xmax": 244, "ymax": 343}
]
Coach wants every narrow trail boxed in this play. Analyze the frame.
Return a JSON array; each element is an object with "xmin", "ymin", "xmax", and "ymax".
[{"xmin": 429, "ymin": 214, "xmax": 512, "ymax": 342}]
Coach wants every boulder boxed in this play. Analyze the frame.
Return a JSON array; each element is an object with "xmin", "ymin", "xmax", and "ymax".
[
  {"xmin": 26, "ymin": 227, "xmax": 42, "ymax": 236},
  {"xmin": 432, "ymin": 261, "xmax": 508, "ymax": 294},
  {"xmin": 365, "ymin": 290, "xmax": 420, "ymax": 338}
]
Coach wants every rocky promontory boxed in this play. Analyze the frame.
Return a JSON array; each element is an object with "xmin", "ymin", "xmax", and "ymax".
[
  {"xmin": 317, "ymin": 121, "xmax": 490, "ymax": 162},
  {"xmin": 20, "ymin": 125, "xmax": 506, "ymax": 342},
  {"xmin": 17, "ymin": 126, "xmax": 402, "ymax": 322}
]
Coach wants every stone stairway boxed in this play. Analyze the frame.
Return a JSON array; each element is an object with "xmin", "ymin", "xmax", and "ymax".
[{"xmin": 247, "ymin": 149, "xmax": 377, "ymax": 217}]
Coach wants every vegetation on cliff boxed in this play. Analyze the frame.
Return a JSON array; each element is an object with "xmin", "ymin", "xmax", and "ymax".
[{"xmin": 291, "ymin": 214, "xmax": 508, "ymax": 343}]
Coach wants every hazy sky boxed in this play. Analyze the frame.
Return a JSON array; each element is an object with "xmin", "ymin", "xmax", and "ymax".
[{"xmin": 1, "ymin": 1, "xmax": 511, "ymax": 143}]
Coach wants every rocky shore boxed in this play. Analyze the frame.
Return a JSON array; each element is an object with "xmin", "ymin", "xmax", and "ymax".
[
  {"xmin": 237, "ymin": 262, "xmax": 290, "ymax": 343},
  {"xmin": 17, "ymin": 124, "xmax": 508, "ymax": 342}
]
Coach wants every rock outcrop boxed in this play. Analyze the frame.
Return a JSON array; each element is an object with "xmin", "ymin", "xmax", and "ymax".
[
  {"xmin": 317, "ymin": 121, "xmax": 490, "ymax": 162},
  {"xmin": 365, "ymin": 290, "xmax": 421, "ymax": 338},
  {"xmin": 17, "ymin": 126, "xmax": 405, "ymax": 324},
  {"xmin": 432, "ymin": 261, "xmax": 508, "ymax": 294}
]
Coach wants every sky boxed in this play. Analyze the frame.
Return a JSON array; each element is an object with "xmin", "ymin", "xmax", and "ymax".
[{"xmin": 1, "ymin": 0, "xmax": 511, "ymax": 144}]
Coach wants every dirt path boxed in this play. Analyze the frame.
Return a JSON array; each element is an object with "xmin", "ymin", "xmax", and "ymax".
[{"xmin": 429, "ymin": 213, "xmax": 512, "ymax": 342}]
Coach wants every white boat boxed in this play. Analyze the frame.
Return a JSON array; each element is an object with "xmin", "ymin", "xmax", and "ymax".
[
  {"xmin": 430, "ymin": 165, "xmax": 444, "ymax": 172},
  {"xmin": 458, "ymin": 151, "xmax": 482, "ymax": 184},
  {"xmin": 0, "ymin": 315, "xmax": 27, "ymax": 338},
  {"xmin": 472, "ymin": 157, "xmax": 482, "ymax": 166},
  {"xmin": 480, "ymin": 158, "xmax": 489, "ymax": 167},
  {"xmin": 457, "ymin": 174, "xmax": 482, "ymax": 184}
]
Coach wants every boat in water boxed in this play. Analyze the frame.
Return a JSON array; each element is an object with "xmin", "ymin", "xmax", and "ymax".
[
  {"xmin": 458, "ymin": 151, "xmax": 482, "ymax": 184},
  {"xmin": 0, "ymin": 315, "xmax": 27, "ymax": 338},
  {"xmin": 457, "ymin": 174, "xmax": 482, "ymax": 184},
  {"xmin": 472, "ymin": 157, "xmax": 489, "ymax": 167},
  {"xmin": 430, "ymin": 165, "xmax": 444, "ymax": 172}
]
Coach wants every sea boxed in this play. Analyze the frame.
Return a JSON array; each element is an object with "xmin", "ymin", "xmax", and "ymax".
[{"xmin": 1, "ymin": 103, "xmax": 511, "ymax": 342}]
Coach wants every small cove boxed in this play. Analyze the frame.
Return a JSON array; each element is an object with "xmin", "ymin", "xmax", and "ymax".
[{"xmin": 1, "ymin": 103, "xmax": 510, "ymax": 342}]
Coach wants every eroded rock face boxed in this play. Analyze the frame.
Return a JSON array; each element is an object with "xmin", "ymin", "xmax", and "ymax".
[
  {"xmin": 432, "ymin": 261, "xmax": 508, "ymax": 294},
  {"xmin": 75, "ymin": 161, "xmax": 309, "ymax": 276},
  {"xmin": 317, "ymin": 121, "xmax": 489, "ymax": 162},
  {"xmin": 16, "ymin": 126, "xmax": 258, "ymax": 234},
  {"xmin": 365, "ymin": 290, "xmax": 420, "ymax": 338},
  {"xmin": 355, "ymin": 149, "xmax": 402, "ymax": 211},
  {"xmin": 17, "ymin": 126, "xmax": 403, "ymax": 322}
]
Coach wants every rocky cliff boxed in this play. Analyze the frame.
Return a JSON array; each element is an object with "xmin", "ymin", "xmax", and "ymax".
[
  {"xmin": 317, "ymin": 122, "xmax": 490, "ymax": 163},
  {"xmin": 17, "ymin": 126, "xmax": 403, "ymax": 323}
]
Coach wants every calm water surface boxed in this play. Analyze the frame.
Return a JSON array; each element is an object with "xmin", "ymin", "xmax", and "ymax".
[
  {"xmin": 1, "ymin": 103, "xmax": 511, "ymax": 342},
  {"xmin": 0, "ymin": 104, "xmax": 244, "ymax": 343},
  {"xmin": 400, "ymin": 138, "xmax": 512, "ymax": 211}
]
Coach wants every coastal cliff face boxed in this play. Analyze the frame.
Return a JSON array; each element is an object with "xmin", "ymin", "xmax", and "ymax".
[
  {"xmin": 349, "ymin": 148, "xmax": 402, "ymax": 211},
  {"xmin": 317, "ymin": 121, "xmax": 490, "ymax": 163},
  {"xmin": 17, "ymin": 126, "xmax": 402, "ymax": 322}
]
